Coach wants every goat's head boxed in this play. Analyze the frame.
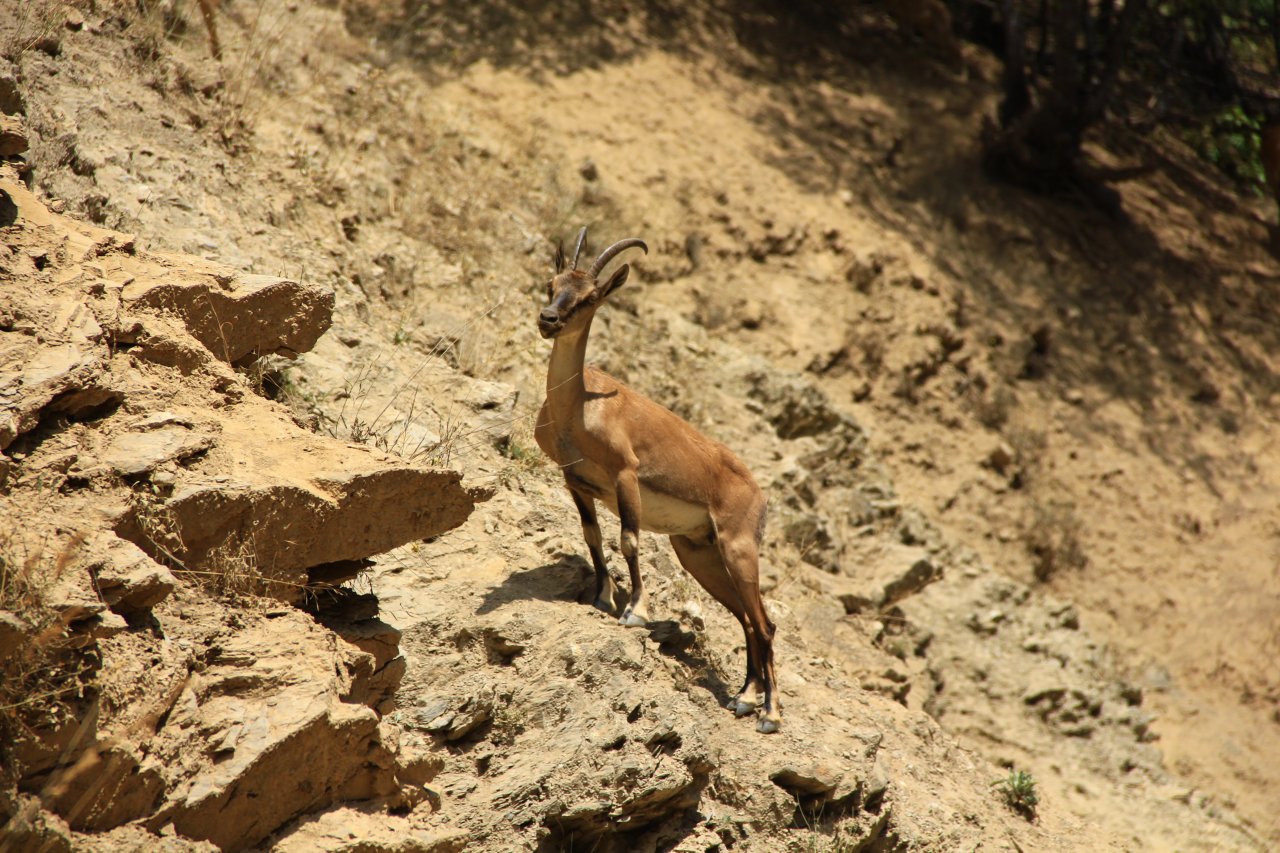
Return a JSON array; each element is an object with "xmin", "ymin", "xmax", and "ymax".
[{"xmin": 538, "ymin": 227, "xmax": 648, "ymax": 339}]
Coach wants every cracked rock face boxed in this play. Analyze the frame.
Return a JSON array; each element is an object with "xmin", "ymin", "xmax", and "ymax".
[
  {"xmin": 86, "ymin": 534, "xmax": 178, "ymax": 615},
  {"xmin": 101, "ymin": 425, "xmax": 215, "ymax": 477},
  {"xmin": 155, "ymin": 611, "xmax": 401, "ymax": 850}
]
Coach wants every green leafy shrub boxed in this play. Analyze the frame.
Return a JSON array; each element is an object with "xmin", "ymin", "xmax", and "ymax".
[
  {"xmin": 993, "ymin": 768, "xmax": 1040, "ymax": 819},
  {"xmin": 1186, "ymin": 105, "xmax": 1267, "ymax": 194}
]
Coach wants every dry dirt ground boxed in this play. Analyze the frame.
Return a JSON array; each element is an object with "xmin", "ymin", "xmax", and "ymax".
[{"xmin": 2, "ymin": 1, "xmax": 1278, "ymax": 851}]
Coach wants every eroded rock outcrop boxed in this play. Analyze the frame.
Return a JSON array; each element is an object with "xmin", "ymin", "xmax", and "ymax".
[
  {"xmin": 0, "ymin": 171, "xmax": 481, "ymax": 849},
  {"xmin": 330, "ymin": 542, "xmax": 1038, "ymax": 853}
]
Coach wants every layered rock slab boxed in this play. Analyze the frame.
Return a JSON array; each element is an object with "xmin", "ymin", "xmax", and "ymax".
[{"xmin": 112, "ymin": 406, "xmax": 479, "ymax": 603}]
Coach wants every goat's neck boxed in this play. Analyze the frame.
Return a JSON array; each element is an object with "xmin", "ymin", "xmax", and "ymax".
[{"xmin": 545, "ymin": 320, "xmax": 593, "ymax": 421}]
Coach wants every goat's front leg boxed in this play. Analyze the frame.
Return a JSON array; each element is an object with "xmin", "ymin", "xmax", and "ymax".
[
  {"xmin": 568, "ymin": 486, "xmax": 618, "ymax": 614},
  {"xmin": 614, "ymin": 469, "xmax": 648, "ymax": 627}
]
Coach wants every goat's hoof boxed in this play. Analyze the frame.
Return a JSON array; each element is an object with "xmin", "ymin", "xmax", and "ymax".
[
  {"xmin": 732, "ymin": 699, "xmax": 757, "ymax": 718},
  {"xmin": 756, "ymin": 716, "xmax": 782, "ymax": 734},
  {"xmin": 618, "ymin": 611, "xmax": 647, "ymax": 628},
  {"xmin": 592, "ymin": 597, "xmax": 614, "ymax": 615}
]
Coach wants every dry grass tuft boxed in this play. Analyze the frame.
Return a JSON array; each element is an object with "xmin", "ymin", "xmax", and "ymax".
[
  {"xmin": 0, "ymin": 529, "xmax": 96, "ymax": 763},
  {"xmin": 1026, "ymin": 500, "xmax": 1087, "ymax": 582},
  {"xmin": 1, "ymin": 0, "xmax": 66, "ymax": 61},
  {"xmin": 997, "ymin": 427, "xmax": 1089, "ymax": 582},
  {"xmin": 128, "ymin": 486, "xmax": 284, "ymax": 601},
  {"xmin": 211, "ymin": 0, "xmax": 293, "ymax": 150}
]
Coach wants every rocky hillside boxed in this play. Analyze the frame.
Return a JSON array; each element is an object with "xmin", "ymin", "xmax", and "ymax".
[{"xmin": 2, "ymin": 1, "xmax": 1277, "ymax": 851}]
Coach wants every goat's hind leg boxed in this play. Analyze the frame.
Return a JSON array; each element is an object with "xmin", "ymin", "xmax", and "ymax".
[
  {"xmin": 714, "ymin": 520, "xmax": 780, "ymax": 734},
  {"xmin": 569, "ymin": 486, "xmax": 618, "ymax": 614},
  {"xmin": 669, "ymin": 534, "xmax": 762, "ymax": 718}
]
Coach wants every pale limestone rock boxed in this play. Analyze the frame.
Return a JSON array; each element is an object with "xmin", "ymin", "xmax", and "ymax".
[
  {"xmin": 151, "ymin": 613, "xmax": 404, "ymax": 850},
  {"xmin": 102, "ymin": 426, "xmax": 214, "ymax": 477},
  {"xmin": 0, "ymin": 177, "xmax": 474, "ymax": 848},
  {"xmin": 0, "ymin": 334, "xmax": 114, "ymax": 449},
  {"xmin": 0, "ymin": 113, "xmax": 27, "ymax": 156}
]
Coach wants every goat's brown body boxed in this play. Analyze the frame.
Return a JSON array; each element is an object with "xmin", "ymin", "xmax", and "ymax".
[
  {"xmin": 533, "ymin": 233, "xmax": 781, "ymax": 732},
  {"xmin": 537, "ymin": 366, "xmax": 763, "ymax": 540}
]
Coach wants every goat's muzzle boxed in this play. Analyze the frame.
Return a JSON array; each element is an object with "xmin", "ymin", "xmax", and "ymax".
[{"xmin": 537, "ymin": 308, "xmax": 562, "ymax": 338}]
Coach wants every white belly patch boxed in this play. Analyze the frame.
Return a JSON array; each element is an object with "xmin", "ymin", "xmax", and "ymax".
[
  {"xmin": 569, "ymin": 466, "xmax": 711, "ymax": 537},
  {"xmin": 638, "ymin": 487, "xmax": 710, "ymax": 536}
]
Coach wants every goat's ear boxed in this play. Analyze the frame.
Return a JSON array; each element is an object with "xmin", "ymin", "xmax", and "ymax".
[
  {"xmin": 554, "ymin": 242, "xmax": 565, "ymax": 273},
  {"xmin": 600, "ymin": 263, "xmax": 629, "ymax": 298}
]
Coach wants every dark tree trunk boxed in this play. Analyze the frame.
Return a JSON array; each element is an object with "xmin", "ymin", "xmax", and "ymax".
[{"xmin": 982, "ymin": 0, "xmax": 1148, "ymax": 203}]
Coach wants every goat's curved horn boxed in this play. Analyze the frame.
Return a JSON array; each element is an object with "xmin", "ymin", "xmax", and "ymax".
[
  {"xmin": 570, "ymin": 227, "xmax": 588, "ymax": 270},
  {"xmin": 588, "ymin": 238, "xmax": 648, "ymax": 279}
]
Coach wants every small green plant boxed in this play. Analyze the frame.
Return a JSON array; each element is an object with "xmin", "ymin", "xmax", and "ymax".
[
  {"xmin": 499, "ymin": 435, "xmax": 542, "ymax": 469},
  {"xmin": 493, "ymin": 431, "xmax": 548, "ymax": 491},
  {"xmin": 993, "ymin": 769, "xmax": 1039, "ymax": 819}
]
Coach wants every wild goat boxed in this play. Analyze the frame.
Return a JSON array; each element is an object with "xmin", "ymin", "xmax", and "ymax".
[{"xmin": 533, "ymin": 228, "xmax": 781, "ymax": 733}]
